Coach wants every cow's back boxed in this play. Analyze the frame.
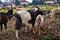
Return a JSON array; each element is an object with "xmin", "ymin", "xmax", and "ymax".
[{"xmin": 16, "ymin": 10, "xmax": 31, "ymax": 23}]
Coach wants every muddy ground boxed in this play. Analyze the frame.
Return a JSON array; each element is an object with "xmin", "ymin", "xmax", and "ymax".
[{"xmin": 0, "ymin": 15, "xmax": 60, "ymax": 40}]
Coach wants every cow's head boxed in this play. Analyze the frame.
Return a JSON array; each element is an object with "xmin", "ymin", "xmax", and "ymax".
[
  {"xmin": 31, "ymin": 6, "xmax": 40, "ymax": 11},
  {"xmin": 31, "ymin": 7, "xmax": 38, "ymax": 11}
]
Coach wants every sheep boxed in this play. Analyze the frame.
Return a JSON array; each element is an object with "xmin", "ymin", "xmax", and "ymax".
[{"xmin": 49, "ymin": 8, "xmax": 60, "ymax": 22}]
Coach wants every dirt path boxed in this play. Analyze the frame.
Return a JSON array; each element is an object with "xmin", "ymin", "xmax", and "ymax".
[
  {"xmin": 0, "ymin": 31, "xmax": 41, "ymax": 40},
  {"xmin": 0, "ymin": 20, "xmax": 41, "ymax": 40}
]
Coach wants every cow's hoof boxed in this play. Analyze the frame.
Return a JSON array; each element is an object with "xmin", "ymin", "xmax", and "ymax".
[{"xmin": 16, "ymin": 37, "xmax": 19, "ymax": 39}]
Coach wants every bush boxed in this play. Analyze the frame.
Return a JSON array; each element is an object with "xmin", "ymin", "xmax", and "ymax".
[{"xmin": 40, "ymin": 35, "xmax": 60, "ymax": 40}]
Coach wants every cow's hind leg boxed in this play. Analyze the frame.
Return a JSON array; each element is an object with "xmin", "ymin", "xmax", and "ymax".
[
  {"xmin": 4, "ymin": 23, "xmax": 7, "ymax": 30},
  {"xmin": 0, "ymin": 24, "xmax": 3, "ymax": 32},
  {"xmin": 15, "ymin": 30, "xmax": 19, "ymax": 39}
]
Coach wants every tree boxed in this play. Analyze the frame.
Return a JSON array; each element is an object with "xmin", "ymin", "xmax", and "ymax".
[{"xmin": 15, "ymin": 0, "xmax": 20, "ymax": 6}]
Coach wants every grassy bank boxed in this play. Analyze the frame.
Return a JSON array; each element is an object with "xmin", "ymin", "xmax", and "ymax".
[{"xmin": 0, "ymin": 5, "xmax": 60, "ymax": 13}]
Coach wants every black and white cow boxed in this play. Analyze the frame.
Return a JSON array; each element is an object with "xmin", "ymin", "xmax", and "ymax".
[
  {"xmin": 12, "ymin": 9, "xmax": 32, "ymax": 39},
  {"xmin": 11, "ymin": 6, "xmax": 46, "ymax": 39}
]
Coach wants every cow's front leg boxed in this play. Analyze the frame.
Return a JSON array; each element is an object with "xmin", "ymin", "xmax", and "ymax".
[{"xmin": 15, "ymin": 30, "xmax": 19, "ymax": 39}]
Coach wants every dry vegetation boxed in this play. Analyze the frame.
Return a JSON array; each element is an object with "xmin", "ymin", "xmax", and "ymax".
[{"xmin": 0, "ymin": 15, "xmax": 60, "ymax": 40}]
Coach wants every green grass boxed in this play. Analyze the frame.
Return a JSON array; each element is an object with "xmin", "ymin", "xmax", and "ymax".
[
  {"xmin": 0, "ymin": 6, "xmax": 60, "ymax": 13},
  {"xmin": 0, "ymin": 9, "xmax": 16, "ymax": 14},
  {"xmin": 13, "ymin": 9, "xmax": 16, "ymax": 14},
  {"xmin": 25, "ymin": 6, "xmax": 60, "ymax": 11},
  {"xmin": 0, "ymin": 9, "xmax": 8, "ymax": 13},
  {"xmin": 40, "ymin": 6, "xmax": 60, "ymax": 11}
]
